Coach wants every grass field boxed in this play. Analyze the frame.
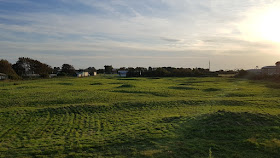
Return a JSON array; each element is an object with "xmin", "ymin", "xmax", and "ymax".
[{"xmin": 1, "ymin": 76, "xmax": 280, "ymax": 157}]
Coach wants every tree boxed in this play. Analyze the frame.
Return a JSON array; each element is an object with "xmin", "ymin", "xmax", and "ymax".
[
  {"xmin": 0, "ymin": 59, "xmax": 21, "ymax": 79},
  {"xmin": 86, "ymin": 67, "xmax": 97, "ymax": 76},
  {"xmin": 61, "ymin": 64, "xmax": 76, "ymax": 76},
  {"xmin": 35, "ymin": 60, "xmax": 53, "ymax": 76},
  {"xmin": 12, "ymin": 57, "xmax": 53, "ymax": 77},
  {"xmin": 235, "ymin": 69, "xmax": 248, "ymax": 78},
  {"xmin": 154, "ymin": 68, "xmax": 170, "ymax": 77},
  {"xmin": 104, "ymin": 65, "xmax": 113, "ymax": 74},
  {"xmin": 97, "ymin": 69, "xmax": 105, "ymax": 74},
  {"xmin": 12, "ymin": 57, "xmax": 31, "ymax": 76},
  {"xmin": 53, "ymin": 67, "xmax": 61, "ymax": 74}
]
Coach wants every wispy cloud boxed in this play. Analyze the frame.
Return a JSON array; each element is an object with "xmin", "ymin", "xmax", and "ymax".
[
  {"xmin": 160, "ymin": 37, "xmax": 182, "ymax": 42},
  {"xmin": 0, "ymin": 0, "xmax": 279, "ymax": 70}
]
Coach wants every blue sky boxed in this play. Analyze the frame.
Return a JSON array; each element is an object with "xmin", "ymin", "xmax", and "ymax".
[{"xmin": 1, "ymin": 0, "xmax": 280, "ymax": 70}]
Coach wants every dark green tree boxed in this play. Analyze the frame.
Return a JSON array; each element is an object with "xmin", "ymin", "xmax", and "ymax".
[
  {"xmin": 12, "ymin": 57, "xmax": 53, "ymax": 77},
  {"xmin": 97, "ymin": 69, "xmax": 105, "ymax": 74},
  {"xmin": 104, "ymin": 65, "xmax": 113, "ymax": 74},
  {"xmin": 0, "ymin": 59, "xmax": 21, "ymax": 80},
  {"xmin": 61, "ymin": 64, "xmax": 76, "ymax": 76},
  {"xmin": 86, "ymin": 67, "xmax": 97, "ymax": 76}
]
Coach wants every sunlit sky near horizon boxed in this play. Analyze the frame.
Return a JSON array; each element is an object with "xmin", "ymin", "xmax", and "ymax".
[{"xmin": 1, "ymin": 0, "xmax": 280, "ymax": 70}]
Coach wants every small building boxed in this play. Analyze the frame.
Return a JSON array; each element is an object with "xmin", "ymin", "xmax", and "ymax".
[
  {"xmin": 247, "ymin": 69, "xmax": 261, "ymax": 75},
  {"xmin": 261, "ymin": 61, "xmax": 280, "ymax": 75},
  {"xmin": 92, "ymin": 72, "xmax": 97, "ymax": 76},
  {"xmin": 76, "ymin": 71, "xmax": 89, "ymax": 77},
  {"xmin": 261, "ymin": 66, "xmax": 277, "ymax": 75},
  {"xmin": 49, "ymin": 74, "xmax": 58, "ymax": 78},
  {"xmin": 112, "ymin": 69, "xmax": 118, "ymax": 74},
  {"xmin": 118, "ymin": 70, "xmax": 128, "ymax": 77},
  {"xmin": 0, "ymin": 73, "xmax": 7, "ymax": 80}
]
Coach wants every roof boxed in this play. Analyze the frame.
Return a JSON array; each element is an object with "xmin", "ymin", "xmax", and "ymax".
[
  {"xmin": 76, "ymin": 71, "xmax": 88, "ymax": 74},
  {"xmin": 0, "ymin": 73, "xmax": 7, "ymax": 76},
  {"xmin": 262, "ymin": 66, "xmax": 276, "ymax": 69},
  {"xmin": 247, "ymin": 69, "xmax": 261, "ymax": 72}
]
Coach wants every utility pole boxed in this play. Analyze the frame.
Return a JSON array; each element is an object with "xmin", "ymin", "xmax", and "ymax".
[{"xmin": 209, "ymin": 60, "xmax": 211, "ymax": 71}]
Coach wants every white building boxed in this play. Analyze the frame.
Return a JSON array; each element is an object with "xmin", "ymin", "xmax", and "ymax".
[{"xmin": 76, "ymin": 71, "xmax": 90, "ymax": 77}]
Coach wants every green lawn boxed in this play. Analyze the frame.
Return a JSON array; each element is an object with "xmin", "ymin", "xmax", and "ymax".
[{"xmin": 1, "ymin": 76, "xmax": 280, "ymax": 157}]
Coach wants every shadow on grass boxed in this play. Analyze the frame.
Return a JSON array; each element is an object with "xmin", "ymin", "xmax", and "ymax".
[
  {"xmin": 179, "ymin": 83, "xmax": 192, "ymax": 86},
  {"xmin": 203, "ymin": 88, "xmax": 221, "ymax": 92},
  {"xmin": 161, "ymin": 111, "xmax": 280, "ymax": 158},
  {"xmin": 57, "ymin": 83, "xmax": 73, "ymax": 86},
  {"xmin": 147, "ymin": 77, "xmax": 161, "ymax": 80},
  {"xmin": 109, "ymin": 82, "xmax": 123, "ymax": 85},
  {"xmin": 117, "ymin": 78, "xmax": 139, "ymax": 81},
  {"xmin": 112, "ymin": 90, "xmax": 170, "ymax": 97},
  {"xmin": 169, "ymin": 86, "xmax": 199, "ymax": 90},
  {"xmin": 117, "ymin": 84, "xmax": 135, "ymax": 88},
  {"xmin": 183, "ymin": 80, "xmax": 214, "ymax": 84},
  {"xmin": 16, "ymin": 86, "xmax": 39, "ymax": 89},
  {"xmin": 90, "ymin": 82, "xmax": 103, "ymax": 85},
  {"xmin": 70, "ymin": 111, "xmax": 280, "ymax": 158},
  {"xmin": 265, "ymin": 83, "xmax": 280, "ymax": 89},
  {"xmin": 224, "ymin": 93, "xmax": 255, "ymax": 97},
  {"xmin": 68, "ymin": 89, "xmax": 88, "ymax": 93}
]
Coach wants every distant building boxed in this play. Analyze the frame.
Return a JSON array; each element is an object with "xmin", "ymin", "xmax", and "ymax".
[
  {"xmin": 76, "ymin": 71, "xmax": 89, "ymax": 77},
  {"xmin": 0, "ymin": 73, "xmax": 7, "ymax": 80},
  {"xmin": 247, "ymin": 69, "xmax": 261, "ymax": 74},
  {"xmin": 53, "ymin": 67, "xmax": 61, "ymax": 74},
  {"xmin": 261, "ymin": 61, "xmax": 280, "ymax": 75},
  {"xmin": 118, "ymin": 70, "xmax": 128, "ymax": 77},
  {"xmin": 112, "ymin": 69, "xmax": 118, "ymax": 74},
  {"xmin": 49, "ymin": 74, "xmax": 58, "ymax": 78}
]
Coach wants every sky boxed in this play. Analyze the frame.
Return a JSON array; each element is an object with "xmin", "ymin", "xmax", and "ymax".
[{"xmin": 0, "ymin": 0, "xmax": 280, "ymax": 70}]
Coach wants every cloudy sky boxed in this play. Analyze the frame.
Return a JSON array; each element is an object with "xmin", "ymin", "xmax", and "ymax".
[{"xmin": 1, "ymin": 0, "xmax": 280, "ymax": 70}]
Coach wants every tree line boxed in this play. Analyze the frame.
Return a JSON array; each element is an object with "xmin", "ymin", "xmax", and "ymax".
[
  {"xmin": 0, "ymin": 57, "xmax": 97, "ymax": 79},
  {"xmin": 125, "ymin": 67, "xmax": 217, "ymax": 77},
  {"xmin": 0, "ymin": 57, "xmax": 218, "ymax": 80},
  {"xmin": 90, "ymin": 65, "xmax": 217, "ymax": 77}
]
